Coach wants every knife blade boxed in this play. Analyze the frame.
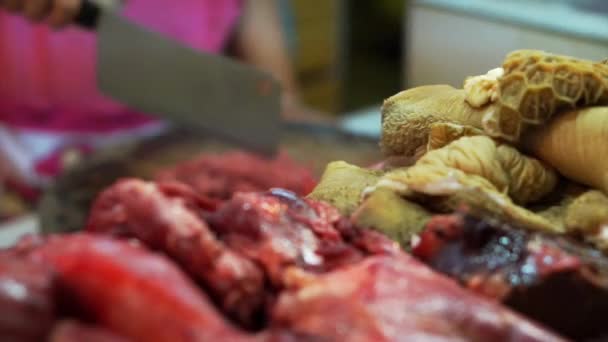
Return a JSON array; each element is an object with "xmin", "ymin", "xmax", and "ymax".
[{"xmin": 74, "ymin": 0, "xmax": 281, "ymax": 156}]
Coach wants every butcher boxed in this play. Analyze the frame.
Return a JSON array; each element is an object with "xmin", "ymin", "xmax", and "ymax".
[{"xmin": 0, "ymin": 0, "xmax": 318, "ymax": 191}]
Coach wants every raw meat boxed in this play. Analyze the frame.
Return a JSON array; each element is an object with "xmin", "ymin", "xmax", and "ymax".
[
  {"xmin": 34, "ymin": 234, "xmax": 249, "ymax": 342},
  {"xmin": 272, "ymin": 254, "xmax": 565, "ymax": 342},
  {"xmin": 84, "ymin": 179, "xmax": 566, "ymax": 341},
  {"xmin": 43, "ymin": 230, "xmax": 563, "ymax": 342},
  {"xmin": 49, "ymin": 321, "xmax": 130, "ymax": 342},
  {"xmin": 0, "ymin": 177, "xmax": 570, "ymax": 342},
  {"xmin": 87, "ymin": 179, "xmax": 398, "ymax": 328},
  {"xmin": 86, "ymin": 179, "xmax": 266, "ymax": 328},
  {"xmin": 414, "ymin": 210, "xmax": 608, "ymax": 340},
  {"xmin": 155, "ymin": 151, "xmax": 317, "ymax": 203},
  {"xmin": 0, "ymin": 246, "xmax": 55, "ymax": 342},
  {"xmin": 206, "ymin": 188, "xmax": 401, "ymax": 287}
]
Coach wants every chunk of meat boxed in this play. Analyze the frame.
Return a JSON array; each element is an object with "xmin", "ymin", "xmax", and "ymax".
[
  {"xmin": 82, "ymin": 179, "xmax": 567, "ymax": 341},
  {"xmin": 272, "ymin": 255, "xmax": 565, "ymax": 342},
  {"xmin": 33, "ymin": 234, "xmax": 249, "ymax": 342},
  {"xmin": 86, "ymin": 179, "xmax": 265, "ymax": 328},
  {"xmin": 88, "ymin": 179, "xmax": 399, "ymax": 327},
  {"xmin": 0, "ymin": 251, "xmax": 55, "ymax": 342},
  {"xmin": 49, "ymin": 321, "xmax": 130, "ymax": 342},
  {"xmin": 207, "ymin": 188, "xmax": 400, "ymax": 289},
  {"xmin": 155, "ymin": 151, "xmax": 317, "ymax": 202},
  {"xmin": 414, "ymin": 211, "xmax": 608, "ymax": 340}
]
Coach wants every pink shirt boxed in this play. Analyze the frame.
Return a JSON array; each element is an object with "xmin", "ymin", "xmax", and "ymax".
[{"xmin": 0, "ymin": 0, "xmax": 242, "ymax": 184}]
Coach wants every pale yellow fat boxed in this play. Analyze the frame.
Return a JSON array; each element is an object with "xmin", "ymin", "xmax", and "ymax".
[
  {"xmin": 307, "ymin": 161, "xmax": 382, "ymax": 216},
  {"xmin": 393, "ymin": 136, "xmax": 557, "ymax": 205},
  {"xmin": 380, "ymin": 85, "xmax": 486, "ymax": 157},
  {"xmin": 463, "ymin": 67, "xmax": 504, "ymax": 108},
  {"xmin": 525, "ymin": 107, "xmax": 608, "ymax": 193}
]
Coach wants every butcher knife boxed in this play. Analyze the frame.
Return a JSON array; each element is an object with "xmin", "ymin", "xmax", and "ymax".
[{"xmin": 73, "ymin": 0, "xmax": 281, "ymax": 155}]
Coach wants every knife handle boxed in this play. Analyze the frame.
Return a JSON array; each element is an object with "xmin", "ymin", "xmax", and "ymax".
[{"xmin": 74, "ymin": 0, "xmax": 101, "ymax": 30}]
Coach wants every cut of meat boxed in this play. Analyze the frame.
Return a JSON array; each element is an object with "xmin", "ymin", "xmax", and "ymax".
[
  {"xmin": 34, "ymin": 234, "xmax": 250, "ymax": 342},
  {"xmin": 86, "ymin": 179, "xmax": 399, "ymax": 328},
  {"xmin": 86, "ymin": 179, "xmax": 266, "ymax": 328},
  {"xmin": 206, "ymin": 188, "xmax": 400, "ymax": 287},
  {"xmin": 9, "ymin": 232, "xmax": 565, "ymax": 342},
  {"xmin": 85, "ymin": 179, "xmax": 566, "ymax": 341},
  {"xmin": 272, "ymin": 254, "xmax": 566, "ymax": 342},
  {"xmin": 0, "ymin": 175, "xmax": 571, "ymax": 342},
  {"xmin": 414, "ymin": 211, "xmax": 608, "ymax": 340},
  {"xmin": 155, "ymin": 151, "xmax": 318, "ymax": 203}
]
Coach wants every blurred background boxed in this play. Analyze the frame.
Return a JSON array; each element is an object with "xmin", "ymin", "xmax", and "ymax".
[{"xmin": 289, "ymin": 0, "xmax": 608, "ymax": 135}]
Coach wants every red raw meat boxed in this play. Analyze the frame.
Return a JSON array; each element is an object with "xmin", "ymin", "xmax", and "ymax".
[
  {"xmin": 272, "ymin": 254, "xmax": 565, "ymax": 342},
  {"xmin": 8, "ymin": 232, "xmax": 565, "ymax": 342},
  {"xmin": 155, "ymin": 151, "xmax": 317, "ymax": 203},
  {"xmin": 85, "ymin": 178, "xmax": 567, "ymax": 341},
  {"xmin": 207, "ymin": 188, "xmax": 400, "ymax": 288},
  {"xmin": 33, "ymin": 234, "xmax": 249, "ymax": 342},
  {"xmin": 86, "ymin": 179, "xmax": 266, "ymax": 328},
  {"xmin": 87, "ymin": 179, "xmax": 398, "ymax": 328},
  {"xmin": 0, "ymin": 248, "xmax": 55, "ymax": 342},
  {"xmin": 49, "ymin": 321, "xmax": 130, "ymax": 342},
  {"xmin": 414, "ymin": 211, "xmax": 608, "ymax": 340},
  {"xmin": 0, "ymin": 176, "xmax": 562, "ymax": 342}
]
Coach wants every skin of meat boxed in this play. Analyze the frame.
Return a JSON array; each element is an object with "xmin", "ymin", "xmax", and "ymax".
[
  {"xmin": 272, "ymin": 255, "xmax": 566, "ymax": 342},
  {"xmin": 33, "ymin": 234, "xmax": 250, "ymax": 342}
]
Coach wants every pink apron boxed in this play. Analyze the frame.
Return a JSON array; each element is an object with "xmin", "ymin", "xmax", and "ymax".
[{"xmin": 0, "ymin": 0, "xmax": 242, "ymax": 185}]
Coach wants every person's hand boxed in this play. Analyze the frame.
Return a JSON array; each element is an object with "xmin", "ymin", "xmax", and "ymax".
[{"xmin": 0, "ymin": 0, "xmax": 81, "ymax": 28}]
